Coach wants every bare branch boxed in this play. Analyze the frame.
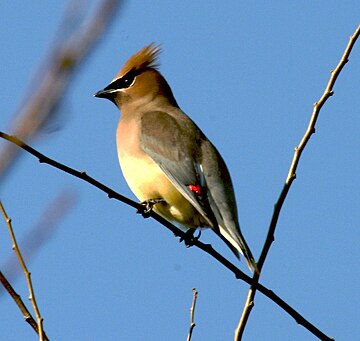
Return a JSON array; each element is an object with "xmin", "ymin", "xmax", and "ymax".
[
  {"xmin": 235, "ymin": 24, "xmax": 360, "ymax": 341},
  {"xmin": 0, "ymin": 131, "xmax": 333, "ymax": 340},
  {"xmin": 0, "ymin": 201, "xmax": 45, "ymax": 340},
  {"xmin": 0, "ymin": 271, "xmax": 49, "ymax": 341},
  {"xmin": 187, "ymin": 288, "xmax": 198, "ymax": 341}
]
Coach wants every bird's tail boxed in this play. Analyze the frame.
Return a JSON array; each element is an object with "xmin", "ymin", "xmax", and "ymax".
[{"xmin": 218, "ymin": 225, "xmax": 259, "ymax": 274}]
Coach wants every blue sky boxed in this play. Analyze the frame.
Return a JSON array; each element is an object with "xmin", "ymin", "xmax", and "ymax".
[{"xmin": 1, "ymin": 1, "xmax": 359, "ymax": 340}]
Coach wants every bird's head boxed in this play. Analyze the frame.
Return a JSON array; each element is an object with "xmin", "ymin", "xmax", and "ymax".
[{"xmin": 94, "ymin": 43, "xmax": 177, "ymax": 109}]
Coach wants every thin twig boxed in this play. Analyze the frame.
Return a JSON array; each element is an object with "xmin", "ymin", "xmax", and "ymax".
[
  {"xmin": 0, "ymin": 271, "xmax": 49, "ymax": 341},
  {"xmin": 235, "ymin": 24, "xmax": 360, "ymax": 341},
  {"xmin": 0, "ymin": 131, "xmax": 333, "ymax": 340},
  {"xmin": 0, "ymin": 201, "xmax": 45, "ymax": 341},
  {"xmin": 187, "ymin": 288, "xmax": 198, "ymax": 341}
]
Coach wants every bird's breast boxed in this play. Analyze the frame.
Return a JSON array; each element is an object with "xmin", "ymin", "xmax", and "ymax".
[
  {"xmin": 116, "ymin": 116, "xmax": 205, "ymax": 228},
  {"xmin": 116, "ymin": 116, "xmax": 162, "ymax": 201}
]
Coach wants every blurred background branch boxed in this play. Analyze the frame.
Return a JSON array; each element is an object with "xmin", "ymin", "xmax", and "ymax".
[{"xmin": 0, "ymin": 0, "xmax": 123, "ymax": 183}]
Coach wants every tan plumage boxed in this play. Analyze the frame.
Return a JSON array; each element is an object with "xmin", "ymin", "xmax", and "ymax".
[{"xmin": 95, "ymin": 43, "xmax": 257, "ymax": 272}]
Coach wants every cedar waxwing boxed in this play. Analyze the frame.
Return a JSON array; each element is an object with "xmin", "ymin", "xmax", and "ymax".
[{"xmin": 95, "ymin": 43, "xmax": 257, "ymax": 272}]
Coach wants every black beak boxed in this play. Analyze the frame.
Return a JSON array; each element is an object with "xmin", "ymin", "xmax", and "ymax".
[
  {"xmin": 94, "ymin": 87, "xmax": 117, "ymax": 105},
  {"xmin": 94, "ymin": 88, "xmax": 111, "ymax": 98}
]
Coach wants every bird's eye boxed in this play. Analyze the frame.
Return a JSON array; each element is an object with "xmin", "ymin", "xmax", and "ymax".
[
  {"xmin": 105, "ymin": 71, "xmax": 136, "ymax": 91},
  {"xmin": 121, "ymin": 73, "xmax": 136, "ymax": 88}
]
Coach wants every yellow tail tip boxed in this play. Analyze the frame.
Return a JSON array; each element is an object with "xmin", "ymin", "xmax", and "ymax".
[{"xmin": 246, "ymin": 258, "xmax": 259, "ymax": 275}]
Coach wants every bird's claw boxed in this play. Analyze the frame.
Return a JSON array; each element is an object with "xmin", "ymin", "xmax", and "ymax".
[
  {"xmin": 180, "ymin": 229, "xmax": 202, "ymax": 248},
  {"xmin": 137, "ymin": 198, "xmax": 165, "ymax": 218}
]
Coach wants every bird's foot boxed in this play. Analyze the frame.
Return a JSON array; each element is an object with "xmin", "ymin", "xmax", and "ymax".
[
  {"xmin": 180, "ymin": 229, "xmax": 202, "ymax": 248},
  {"xmin": 137, "ymin": 198, "xmax": 165, "ymax": 218}
]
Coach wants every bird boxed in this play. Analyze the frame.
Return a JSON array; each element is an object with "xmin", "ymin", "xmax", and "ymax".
[{"xmin": 94, "ymin": 43, "xmax": 257, "ymax": 272}]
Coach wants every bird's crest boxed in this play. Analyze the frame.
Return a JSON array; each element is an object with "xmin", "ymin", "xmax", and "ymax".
[{"xmin": 115, "ymin": 43, "xmax": 161, "ymax": 80}]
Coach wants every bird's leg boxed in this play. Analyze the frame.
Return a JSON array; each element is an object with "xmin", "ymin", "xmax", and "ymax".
[
  {"xmin": 180, "ymin": 229, "xmax": 202, "ymax": 248},
  {"xmin": 137, "ymin": 198, "xmax": 165, "ymax": 218}
]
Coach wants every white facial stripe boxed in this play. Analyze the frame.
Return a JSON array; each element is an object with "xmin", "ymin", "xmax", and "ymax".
[{"xmin": 106, "ymin": 89, "xmax": 122, "ymax": 94}]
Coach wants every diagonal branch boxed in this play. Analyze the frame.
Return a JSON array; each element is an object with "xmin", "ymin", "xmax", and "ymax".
[
  {"xmin": 0, "ymin": 131, "xmax": 333, "ymax": 340},
  {"xmin": 235, "ymin": 24, "xmax": 360, "ymax": 341},
  {"xmin": 0, "ymin": 271, "xmax": 49, "ymax": 341}
]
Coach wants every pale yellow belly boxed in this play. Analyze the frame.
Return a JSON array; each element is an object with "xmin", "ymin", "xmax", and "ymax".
[{"xmin": 118, "ymin": 151, "xmax": 204, "ymax": 228}]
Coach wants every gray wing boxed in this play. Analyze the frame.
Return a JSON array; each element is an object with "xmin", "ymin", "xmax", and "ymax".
[
  {"xmin": 140, "ymin": 110, "xmax": 255, "ymax": 269},
  {"xmin": 140, "ymin": 110, "xmax": 213, "ymax": 226},
  {"xmin": 201, "ymin": 139, "xmax": 256, "ymax": 265},
  {"xmin": 200, "ymin": 139, "xmax": 241, "ymax": 236}
]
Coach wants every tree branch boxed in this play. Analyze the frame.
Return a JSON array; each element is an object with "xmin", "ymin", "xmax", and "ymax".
[
  {"xmin": 0, "ymin": 201, "xmax": 46, "ymax": 340},
  {"xmin": 187, "ymin": 288, "xmax": 198, "ymax": 341},
  {"xmin": 235, "ymin": 24, "xmax": 360, "ymax": 341},
  {"xmin": 0, "ymin": 131, "xmax": 333, "ymax": 340},
  {"xmin": 0, "ymin": 271, "xmax": 49, "ymax": 341}
]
